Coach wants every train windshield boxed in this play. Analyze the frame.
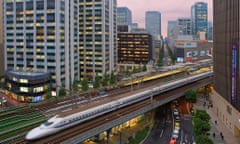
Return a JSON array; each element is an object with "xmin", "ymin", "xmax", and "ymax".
[{"xmin": 43, "ymin": 120, "xmax": 54, "ymax": 126}]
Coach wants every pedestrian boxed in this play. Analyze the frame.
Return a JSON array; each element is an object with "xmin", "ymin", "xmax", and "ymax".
[
  {"xmin": 213, "ymin": 132, "xmax": 215, "ymax": 138},
  {"xmin": 221, "ymin": 134, "xmax": 224, "ymax": 140},
  {"xmin": 220, "ymin": 132, "xmax": 223, "ymax": 136},
  {"xmin": 215, "ymin": 120, "xmax": 217, "ymax": 124}
]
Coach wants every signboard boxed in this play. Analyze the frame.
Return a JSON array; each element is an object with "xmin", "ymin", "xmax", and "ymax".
[
  {"xmin": 175, "ymin": 41, "xmax": 197, "ymax": 48},
  {"xmin": 231, "ymin": 43, "xmax": 238, "ymax": 105}
]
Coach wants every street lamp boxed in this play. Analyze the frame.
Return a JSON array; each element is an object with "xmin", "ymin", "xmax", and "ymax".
[{"xmin": 118, "ymin": 130, "xmax": 122, "ymax": 144}]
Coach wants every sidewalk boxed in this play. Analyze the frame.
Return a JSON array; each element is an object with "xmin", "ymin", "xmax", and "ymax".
[
  {"xmin": 195, "ymin": 97, "xmax": 240, "ymax": 144},
  {"xmin": 3, "ymin": 94, "xmax": 25, "ymax": 106}
]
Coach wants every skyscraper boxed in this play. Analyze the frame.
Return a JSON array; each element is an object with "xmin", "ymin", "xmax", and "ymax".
[
  {"xmin": 191, "ymin": 2, "xmax": 208, "ymax": 35},
  {"xmin": 0, "ymin": 1, "xmax": 4, "ymax": 76},
  {"xmin": 177, "ymin": 18, "xmax": 192, "ymax": 35},
  {"xmin": 79, "ymin": 0, "xmax": 117, "ymax": 81},
  {"xmin": 145, "ymin": 11, "xmax": 161, "ymax": 38},
  {"xmin": 117, "ymin": 7, "xmax": 132, "ymax": 26},
  {"xmin": 3, "ymin": 0, "xmax": 79, "ymax": 90},
  {"xmin": 167, "ymin": 21, "xmax": 177, "ymax": 38},
  {"xmin": 213, "ymin": 0, "xmax": 240, "ymax": 136}
]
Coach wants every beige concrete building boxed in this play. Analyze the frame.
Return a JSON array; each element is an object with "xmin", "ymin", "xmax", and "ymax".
[
  {"xmin": 0, "ymin": 1, "xmax": 4, "ymax": 76},
  {"xmin": 213, "ymin": 0, "xmax": 240, "ymax": 136}
]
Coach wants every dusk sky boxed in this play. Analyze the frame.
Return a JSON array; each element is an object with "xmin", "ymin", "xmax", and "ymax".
[{"xmin": 118, "ymin": 0, "xmax": 213, "ymax": 37}]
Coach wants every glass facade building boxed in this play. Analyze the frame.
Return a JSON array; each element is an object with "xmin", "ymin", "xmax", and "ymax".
[
  {"xmin": 167, "ymin": 21, "xmax": 177, "ymax": 38},
  {"xmin": 145, "ymin": 11, "xmax": 161, "ymax": 38},
  {"xmin": 0, "ymin": 1, "xmax": 4, "ymax": 76},
  {"xmin": 191, "ymin": 2, "xmax": 208, "ymax": 35},
  {"xmin": 117, "ymin": 7, "xmax": 132, "ymax": 26},
  {"xmin": 79, "ymin": 0, "xmax": 117, "ymax": 81},
  {"xmin": 3, "ymin": 0, "xmax": 79, "ymax": 91},
  {"xmin": 5, "ymin": 71, "xmax": 51, "ymax": 102},
  {"xmin": 177, "ymin": 18, "xmax": 192, "ymax": 35}
]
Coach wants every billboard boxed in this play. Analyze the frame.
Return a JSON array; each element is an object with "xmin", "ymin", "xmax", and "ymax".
[{"xmin": 231, "ymin": 43, "xmax": 238, "ymax": 105}]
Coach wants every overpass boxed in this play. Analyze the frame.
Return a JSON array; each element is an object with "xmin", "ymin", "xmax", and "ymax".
[{"xmin": 59, "ymin": 72, "xmax": 213, "ymax": 144}]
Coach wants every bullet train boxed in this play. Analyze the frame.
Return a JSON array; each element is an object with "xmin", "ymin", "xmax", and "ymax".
[{"xmin": 25, "ymin": 71, "xmax": 212, "ymax": 140}]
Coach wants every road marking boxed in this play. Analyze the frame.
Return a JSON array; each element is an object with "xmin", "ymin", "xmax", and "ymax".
[{"xmin": 160, "ymin": 129, "xmax": 164, "ymax": 138}]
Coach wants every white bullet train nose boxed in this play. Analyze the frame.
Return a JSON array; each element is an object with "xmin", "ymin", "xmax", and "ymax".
[
  {"xmin": 26, "ymin": 127, "xmax": 44, "ymax": 140},
  {"xmin": 25, "ymin": 127, "xmax": 57, "ymax": 140}
]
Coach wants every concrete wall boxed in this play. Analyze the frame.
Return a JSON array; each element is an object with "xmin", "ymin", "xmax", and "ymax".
[
  {"xmin": 0, "ymin": 1, "xmax": 4, "ymax": 76},
  {"xmin": 210, "ymin": 90, "xmax": 240, "ymax": 136}
]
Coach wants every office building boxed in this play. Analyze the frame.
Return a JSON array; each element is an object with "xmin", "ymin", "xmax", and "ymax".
[
  {"xmin": 3, "ymin": 0, "xmax": 79, "ymax": 101},
  {"xmin": 118, "ymin": 32, "xmax": 152, "ymax": 65},
  {"xmin": 145, "ymin": 11, "xmax": 161, "ymax": 37},
  {"xmin": 207, "ymin": 22, "xmax": 213, "ymax": 40},
  {"xmin": 79, "ymin": 0, "xmax": 117, "ymax": 81},
  {"xmin": 167, "ymin": 21, "xmax": 177, "ymax": 38},
  {"xmin": 175, "ymin": 39, "xmax": 212, "ymax": 63},
  {"xmin": 191, "ymin": 2, "xmax": 208, "ymax": 35},
  {"xmin": 177, "ymin": 18, "xmax": 192, "ymax": 35},
  {"xmin": 213, "ymin": 0, "xmax": 240, "ymax": 136},
  {"xmin": 0, "ymin": 1, "xmax": 4, "ymax": 76},
  {"xmin": 117, "ymin": 7, "xmax": 132, "ymax": 26},
  {"xmin": 130, "ymin": 23, "xmax": 138, "ymax": 29}
]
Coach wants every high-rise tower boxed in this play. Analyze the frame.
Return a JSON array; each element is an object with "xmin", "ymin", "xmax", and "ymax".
[
  {"xmin": 0, "ymin": 1, "xmax": 4, "ymax": 76},
  {"xmin": 3, "ymin": 0, "xmax": 79, "ymax": 90},
  {"xmin": 191, "ymin": 2, "xmax": 208, "ymax": 35},
  {"xmin": 145, "ymin": 11, "xmax": 161, "ymax": 38},
  {"xmin": 79, "ymin": 0, "xmax": 117, "ymax": 81},
  {"xmin": 117, "ymin": 7, "xmax": 132, "ymax": 26},
  {"xmin": 213, "ymin": 0, "xmax": 240, "ymax": 136}
]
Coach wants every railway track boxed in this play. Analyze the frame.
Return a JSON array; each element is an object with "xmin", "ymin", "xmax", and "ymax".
[
  {"xmin": 1, "ymin": 70, "xmax": 197, "ymax": 143},
  {"xmin": 27, "ymin": 98, "xmax": 152, "ymax": 143},
  {"xmin": 25, "ymin": 77, "xmax": 211, "ymax": 143}
]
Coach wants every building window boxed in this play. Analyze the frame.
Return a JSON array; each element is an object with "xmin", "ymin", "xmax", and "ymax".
[
  {"xmin": 47, "ymin": 0, "xmax": 55, "ymax": 9},
  {"xmin": 26, "ymin": 0, "xmax": 34, "ymax": 10},
  {"xmin": 36, "ymin": 0, "xmax": 44, "ymax": 10}
]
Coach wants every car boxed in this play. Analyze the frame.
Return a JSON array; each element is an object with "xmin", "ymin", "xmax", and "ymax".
[
  {"xmin": 173, "ymin": 109, "xmax": 179, "ymax": 116},
  {"xmin": 172, "ymin": 129, "xmax": 179, "ymax": 139},
  {"xmin": 174, "ymin": 122, "xmax": 180, "ymax": 130},
  {"xmin": 175, "ymin": 116, "xmax": 181, "ymax": 122}
]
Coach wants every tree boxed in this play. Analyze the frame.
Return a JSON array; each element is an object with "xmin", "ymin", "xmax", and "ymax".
[
  {"xmin": 58, "ymin": 88, "xmax": 66, "ymax": 97},
  {"xmin": 193, "ymin": 118, "xmax": 211, "ymax": 135},
  {"xmin": 110, "ymin": 71, "xmax": 116, "ymax": 85},
  {"xmin": 102, "ymin": 73, "xmax": 109, "ymax": 86},
  {"xmin": 45, "ymin": 90, "xmax": 52, "ymax": 100},
  {"xmin": 72, "ymin": 79, "xmax": 80, "ymax": 92},
  {"xmin": 93, "ymin": 74, "xmax": 101, "ymax": 89},
  {"xmin": 195, "ymin": 135, "xmax": 213, "ymax": 144},
  {"xmin": 142, "ymin": 65, "xmax": 147, "ymax": 72},
  {"xmin": 185, "ymin": 89, "xmax": 197, "ymax": 103},
  {"xmin": 194, "ymin": 109, "xmax": 210, "ymax": 122},
  {"xmin": 81, "ymin": 77, "xmax": 88, "ymax": 91}
]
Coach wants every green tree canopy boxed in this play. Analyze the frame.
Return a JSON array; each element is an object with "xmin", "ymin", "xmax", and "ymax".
[
  {"xmin": 110, "ymin": 71, "xmax": 116, "ymax": 85},
  {"xmin": 142, "ymin": 65, "xmax": 147, "ymax": 72},
  {"xmin": 102, "ymin": 73, "xmax": 109, "ymax": 86},
  {"xmin": 72, "ymin": 79, "xmax": 80, "ymax": 92},
  {"xmin": 45, "ymin": 90, "xmax": 52, "ymax": 100},
  {"xmin": 195, "ymin": 135, "xmax": 214, "ymax": 144},
  {"xmin": 194, "ymin": 109, "xmax": 211, "ymax": 122},
  {"xmin": 93, "ymin": 74, "xmax": 101, "ymax": 89},
  {"xmin": 81, "ymin": 77, "xmax": 88, "ymax": 91},
  {"xmin": 193, "ymin": 118, "xmax": 211, "ymax": 135},
  {"xmin": 58, "ymin": 88, "xmax": 66, "ymax": 97},
  {"xmin": 185, "ymin": 89, "xmax": 197, "ymax": 103}
]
